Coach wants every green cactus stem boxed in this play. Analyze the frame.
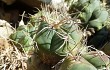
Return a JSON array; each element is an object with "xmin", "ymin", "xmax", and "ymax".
[{"xmin": 59, "ymin": 51, "xmax": 110, "ymax": 70}]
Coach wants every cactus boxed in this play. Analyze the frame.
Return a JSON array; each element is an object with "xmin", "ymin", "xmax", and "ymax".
[
  {"xmin": 68, "ymin": 0, "xmax": 108, "ymax": 31},
  {"xmin": 59, "ymin": 51, "xmax": 110, "ymax": 70},
  {"xmin": 67, "ymin": 0, "xmax": 109, "ymax": 50},
  {"xmin": 32, "ymin": 8, "xmax": 85, "ymax": 65},
  {"xmin": 9, "ymin": 23, "xmax": 35, "ymax": 52},
  {"xmin": 59, "ymin": 56, "xmax": 97, "ymax": 70}
]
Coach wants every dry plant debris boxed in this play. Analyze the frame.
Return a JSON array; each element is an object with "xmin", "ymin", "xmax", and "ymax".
[{"xmin": 0, "ymin": 38, "xmax": 28, "ymax": 70}]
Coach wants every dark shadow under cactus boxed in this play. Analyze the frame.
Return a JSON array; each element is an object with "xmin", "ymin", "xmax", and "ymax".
[{"xmin": 87, "ymin": 27, "xmax": 109, "ymax": 49}]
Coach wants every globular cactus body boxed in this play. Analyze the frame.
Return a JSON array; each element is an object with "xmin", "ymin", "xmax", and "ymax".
[
  {"xmin": 69, "ymin": 0, "xmax": 108, "ymax": 31},
  {"xmin": 68, "ymin": 0, "xmax": 109, "ymax": 50},
  {"xmin": 32, "ymin": 8, "xmax": 84, "ymax": 65},
  {"xmin": 59, "ymin": 51, "xmax": 110, "ymax": 70},
  {"xmin": 10, "ymin": 24, "xmax": 35, "ymax": 52},
  {"xmin": 34, "ymin": 21, "xmax": 84, "ymax": 64}
]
